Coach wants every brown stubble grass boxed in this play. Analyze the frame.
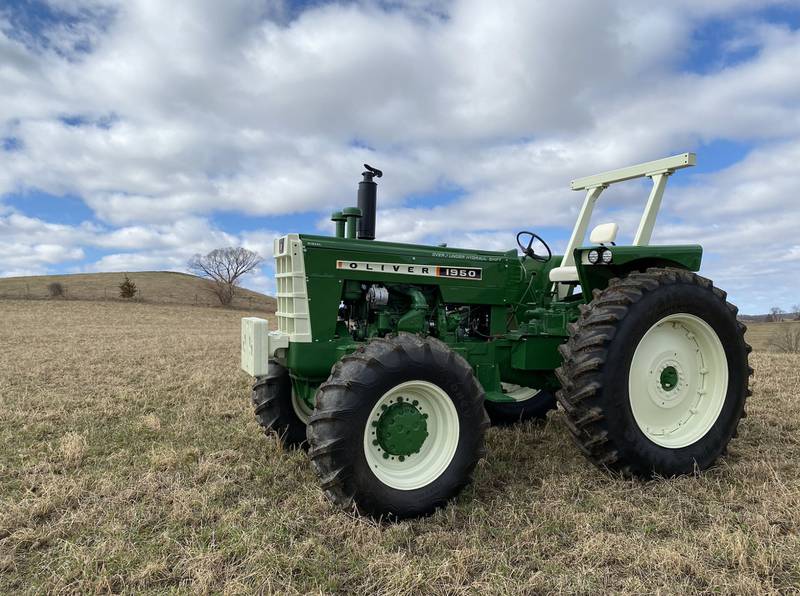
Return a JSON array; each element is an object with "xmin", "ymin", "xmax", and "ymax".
[{"xmin": 1, "ymin": 299, "xmax": 799, "ymax": 594}]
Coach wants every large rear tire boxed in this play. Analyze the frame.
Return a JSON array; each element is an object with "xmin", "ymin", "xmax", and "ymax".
[
  {"xmin": 556, "ymin": 268, "xmax": 752, "ymax": 478},
  {"xmin": 307, "ymin": 333, "xmax": 489, "ymax": 519},
  {"xmin": 252, "ymin": 359, "xmax": 308, "ymax": 449}
]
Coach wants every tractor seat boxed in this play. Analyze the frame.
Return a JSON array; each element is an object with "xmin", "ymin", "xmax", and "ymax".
[{"xmin": 549, "ymin": 266, "xmax": 579, "ymax": 283}]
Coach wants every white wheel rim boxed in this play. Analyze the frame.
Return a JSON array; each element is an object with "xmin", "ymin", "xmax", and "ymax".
[
  {"xmin": 291, "ymin": 390, "xmax": 313, "ymax": 424},
  {"xmin": 363, "ymin": 380, "xmax": 459, "ymax": 491},
  {"xmin": 629, "ymin": 313, "xmax": 728, "ymax": 449},
  {"xmin": 500, "ymin": 382, "xmax": 542, "ymax": 402}
]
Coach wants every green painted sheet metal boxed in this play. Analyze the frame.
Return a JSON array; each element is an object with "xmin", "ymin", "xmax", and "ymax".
[
  {"xmin": 299, "ymin": 234, "xmax": 525, "ymax": 340},
  {"xmin": 278, "ymin": 235, "xmax": 702, "ymax": 406},
  {"xmin": 574, "ymin": 244, "xmax": 703, "ymax": 297}
]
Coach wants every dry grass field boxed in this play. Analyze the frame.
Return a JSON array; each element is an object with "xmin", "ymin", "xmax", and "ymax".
[
  {"xmin": 742, "ymin": 320, "xmax": 800, "ymax": 352},
  {"xmin": 1, "ymin": 300, "xmax": 799, "ymax": 594},
  {"xmin": 0, "ymin": 272, "xmax": 275, "ymax": 312}
]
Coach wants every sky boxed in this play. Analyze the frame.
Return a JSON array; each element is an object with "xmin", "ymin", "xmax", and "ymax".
[{"xmin": 1, "ymin": 0, "xmax": 800, "ymax": 314}]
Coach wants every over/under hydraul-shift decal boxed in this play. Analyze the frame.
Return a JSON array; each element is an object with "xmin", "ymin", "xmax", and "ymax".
[{"xmin": 336, "ymin": 260, "xmax": 483, "ymax": 280}]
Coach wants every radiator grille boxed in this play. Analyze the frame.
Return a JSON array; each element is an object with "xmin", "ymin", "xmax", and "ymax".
[{"xmin": 273, "ymin": 234, "xmax": 311, "ymax": 342}]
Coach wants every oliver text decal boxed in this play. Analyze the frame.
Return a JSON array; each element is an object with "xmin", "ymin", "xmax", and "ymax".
[{"xmin": 336, "ymin": 260, "xmax": 482, "ymax": 280}]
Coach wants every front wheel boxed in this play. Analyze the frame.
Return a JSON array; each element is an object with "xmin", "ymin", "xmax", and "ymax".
[
  {"xmin": 556, "ymin": 268, "xmax": 752, "ymax": 478},
  {"xmin": 307, "ymin": 334, "xmax": 489, "ymax": 519},
  {"xmin": 252, "ymin": 359, "xmax": 309, "ymax": 449},
  {"xmin": 484, "ymin": 385, "xmax": 557, "ymax": 426}
]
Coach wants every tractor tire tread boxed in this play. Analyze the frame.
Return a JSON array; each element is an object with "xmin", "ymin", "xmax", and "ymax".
[
  {"xmin": 307, "ymin": 333, "xmax": 488, "ymax": 519},
  {"xmin": 251, "ymin": 359, "xmax": 307, "ymax": 448},
  {"xmin": 556, "ymin": 267, "xmax": 752, "ymax": 477}
]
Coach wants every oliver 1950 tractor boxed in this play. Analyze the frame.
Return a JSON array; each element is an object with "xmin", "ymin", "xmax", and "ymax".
[{"xmin": 240, "ymin": 153, "xmax": 752, "ymax": 519}]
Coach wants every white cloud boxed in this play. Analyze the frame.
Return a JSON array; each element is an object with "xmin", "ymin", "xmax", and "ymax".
[
  {"xmin": 240, "ymin": 229, "xmax": 282, "ymax": 260},
  {"xmin": 86, "ymin": 251, "xmax": 182, "ymax": 273},
  {"xmin": 0, "ymin": 210, "xmax": 274, "ymax": 279},
  {"xmin": 1, "ymin": 0, "xmax": 799, "ymax": 312}
]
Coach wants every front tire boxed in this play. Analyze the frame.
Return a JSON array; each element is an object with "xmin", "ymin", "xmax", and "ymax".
[
  {"xmin": 252, "ymin": 359, "xmax": 308, "ymax": 449},
  {"xmin": 556, "ymin": 268, "xmax": 752, "ymax": 478},
  {"xmin": 307, "ymin": 334, "xmax": 489, "ymax": 519}
]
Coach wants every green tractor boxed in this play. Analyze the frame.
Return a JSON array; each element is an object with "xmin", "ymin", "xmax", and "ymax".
[{"xmin": 241, "ymin": 154, "xmax": 752, "ymax": 519}]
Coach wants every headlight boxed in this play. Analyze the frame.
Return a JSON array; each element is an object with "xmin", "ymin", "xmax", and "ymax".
[
  {"xmin": 601, "ymin": 249, "xmax": 613, "ymax": 264},
  {"xmin": 587, "ymin": 249, "xmax": 600, "ymax": 264}
]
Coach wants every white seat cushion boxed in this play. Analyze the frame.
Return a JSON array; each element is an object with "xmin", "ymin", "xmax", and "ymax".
[
  {"xmin": 549, "ymin": 266, "xmax": 579, "ymax": 283},
  {"xmin": 590, "ymin": 222, "xmax": 619, "ymax": 244}
]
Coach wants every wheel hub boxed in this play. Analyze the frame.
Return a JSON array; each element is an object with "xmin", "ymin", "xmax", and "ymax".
[
  {"xmin": 374, "ymin": 399, "xmax": 428, "ymax": 457},
  {"xmin": 647, "ymin": 354, "xmax": 688, "ymax": 409},
  {"xmin": 659, "ymin": 366, "xmax": 679, "ymax": 391},
  {"xmin": 363, "ymin": 380, "xmax": 460, "ymax": 490},
  {"xmin": 629, "ymin": 313, "xmax": 728, "ymax": 449}
]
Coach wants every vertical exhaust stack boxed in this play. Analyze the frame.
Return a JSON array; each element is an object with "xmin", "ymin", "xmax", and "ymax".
[{"xmin": 357, "ymin": 164, "xmax": 382, "ymax": 240}]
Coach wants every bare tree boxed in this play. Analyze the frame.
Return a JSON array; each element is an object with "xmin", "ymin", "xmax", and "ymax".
[
  {"xmin": 792, "ymin": 304, "xmax": 800, "ymax": 321},
  {"xmin": 188, "ymin": 247, "xmax": 263, "ymax": 306},
  {"xmin": 769, "ymin": 325, "xmax": 800, "ymax": 353},
  {"xmin": 767, "ymin": 306, "xmax": 784, "ymax": 323}
]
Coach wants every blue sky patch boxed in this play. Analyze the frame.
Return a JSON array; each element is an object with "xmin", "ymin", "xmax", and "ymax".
[
  {"xmin": 5, "ymin": 191, "xmax": 96, "ymax": 226},
  {"xmin": 684, "ymin": 5, "xmax": 800, "ymax": 74},
  {"xmin": 2, "ymin": 137, "xmax": 23, "ymax": 151}
]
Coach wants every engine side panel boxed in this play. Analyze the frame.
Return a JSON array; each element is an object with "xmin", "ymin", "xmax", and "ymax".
[{"xmin": 299, "ymin": 234, "xmax": 525, "ymax": 339}]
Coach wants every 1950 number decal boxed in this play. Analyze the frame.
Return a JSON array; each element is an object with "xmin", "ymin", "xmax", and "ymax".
[{"xmin": 336, "ymin": 260, "xmax": 483, "ymax": 281}]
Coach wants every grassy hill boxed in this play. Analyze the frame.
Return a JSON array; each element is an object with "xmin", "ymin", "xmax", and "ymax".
[{"xmin": 0, "ymin": 271, "xmax": 275, "ymax": 311}]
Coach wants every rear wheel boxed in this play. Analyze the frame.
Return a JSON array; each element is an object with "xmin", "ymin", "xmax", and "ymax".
[
  {"xmin": 556, "ymin": 268, "xmax": 752, "ymax": 477},
  {"xmin": 252, "ymin": 359, "xmax": 308, "ymax": 448},
  {"xmin": 307, "ymin": 333, "xmax": 489, "ymax": 519},
  {"xmin": 484, "ymin": 385, "xmax": 557, "ymax": 425}
]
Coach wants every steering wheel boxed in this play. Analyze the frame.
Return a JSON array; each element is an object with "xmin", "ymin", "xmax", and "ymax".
[{"xmin": 516, "ymin": 231, "xmax": 552, "ymax": 263}]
